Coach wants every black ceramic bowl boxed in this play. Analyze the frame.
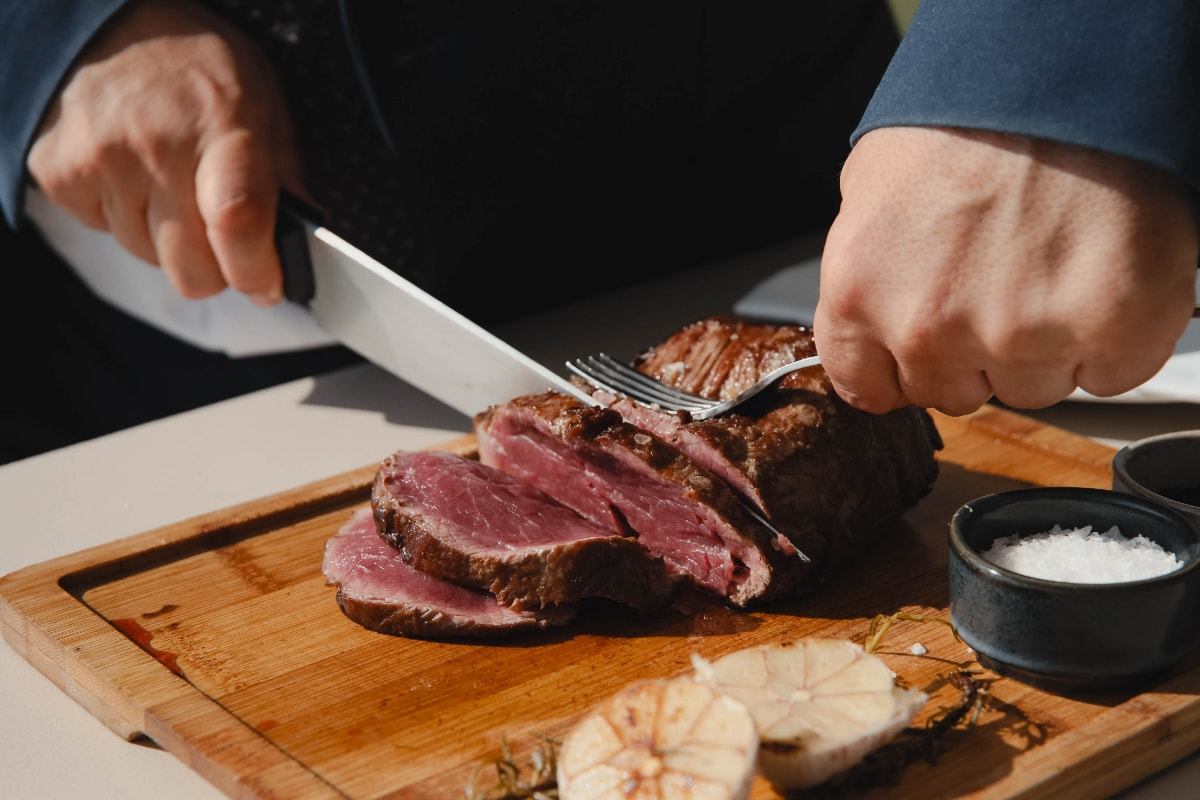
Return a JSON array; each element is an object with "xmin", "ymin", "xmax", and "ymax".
[
  {"xmin": 949, "ymin": 487, "xmax": 1200, "ymax": 693},
  {"xmin": 1112, "ymin": 431, "xmax": 1200, "ymax": 534}
]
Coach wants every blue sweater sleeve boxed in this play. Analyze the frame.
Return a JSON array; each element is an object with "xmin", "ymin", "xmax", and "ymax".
[
  {"xmin": 0, "ymin": 0, "xmax": 130, "ymax": 228},
  {"xmin": 854, "ymin": 0, "xmax": 1200, "ymax": 191}
]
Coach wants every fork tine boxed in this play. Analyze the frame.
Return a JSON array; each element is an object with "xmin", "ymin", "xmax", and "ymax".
[
  {"xmin": 583, "ymin": 359, "xmax": 706, "ymax": 410},
  {"xmin": 566, "ymin": 358, "xmax": 695, "ymax": 410},
  {"xmin": 571, "ymin": 348, "xmax": 822, "ymax": 425},
  {"xmin": 593, "ymin": 355, "xmax": 710, "ymax": 405},
  {"xmin": 564, "ymin": 359, "xmax": 628, "ymax": 400},
  {"xmin": 566, "ymin": 356, "xmax": 711, "ymax": 412}
]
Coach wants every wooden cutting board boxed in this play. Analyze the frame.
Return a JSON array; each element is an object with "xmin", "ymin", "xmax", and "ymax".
[{"xmin": 3, "ymin": 404, "xmax": 1200, "ymax": 800}]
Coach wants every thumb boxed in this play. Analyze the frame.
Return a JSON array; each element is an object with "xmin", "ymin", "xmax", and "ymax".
[{"xmin": 195, "ymin": 127, "xmax": 284, "ymax": 306}]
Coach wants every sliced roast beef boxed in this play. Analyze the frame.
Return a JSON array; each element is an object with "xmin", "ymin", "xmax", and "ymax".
[
  {"xmin": 371, "ymin": 449, "xmax": 673, "ymax": 612},
  {"xmin": 328, "ymin": 315, "xmax": 942, "ymax": 640},
  {"xmin": 323, "ymin": 509, "xmax": 575, "ymax": 638},
  {"xmin": 608, "ymin": 316, "xmax": 942, "ymax": 567},
  {"xmin": 474, "ymin": 392, "xmax": 814, "ymax": 606}
]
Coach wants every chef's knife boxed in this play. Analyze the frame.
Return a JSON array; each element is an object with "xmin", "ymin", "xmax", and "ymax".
[{"xmin": 275, "ymin": 197, "xmax": 595, "ymax": 418}]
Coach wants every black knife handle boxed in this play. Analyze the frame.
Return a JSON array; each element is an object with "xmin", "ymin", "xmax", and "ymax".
[{"xmin": 274, "ymin": 192, "xmax": 325, "ymax": 305}]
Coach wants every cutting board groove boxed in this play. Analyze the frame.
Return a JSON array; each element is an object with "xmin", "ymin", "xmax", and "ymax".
[{"xmin": 2, "ymin": 408, "xmax": 1198, "ymax": 800}]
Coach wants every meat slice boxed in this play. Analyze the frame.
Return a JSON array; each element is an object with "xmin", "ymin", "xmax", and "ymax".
[
  {"xmin": 611, "ymin": 316, "xmax": 943, "ymax": 567},
  {"xmin": 322, "ymin": 509, "xmax": 574, "ymax": 638},
  {"xmin": 371, "ymin": 449, "xmax": 674, "ymax": 612},
  {"xmin": 474, "ymin": 393, "xmax": 813, "ymax": 606}
]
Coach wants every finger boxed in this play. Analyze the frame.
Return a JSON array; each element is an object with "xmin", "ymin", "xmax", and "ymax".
[
  {"xmin": 27, "ymin": 129, "xmax": 113, "ymax": 233},
  {"xmin": 825, "ymin": 296, "xmax": 994, "ymax": 415},
  {"xmin": 146, "ymin": 181, "xmax": 227, "ymax": 299},
  {"xmin": 55, "ymin": 190, "xmax": 108, "ymax": 233},
  {"xmin": 195, "ymin": 128, "xmax": 283, "ymax": 306},
  {"xmin": 894, "ymin": 362, "xmax": 994, "ymax": 417},
  {"xmin": 1075, "ymin": 341, "xmax": 1178, "ymax": 399},
  {"xmin": 985, "ymin": 366, "xmax": 1076, "ymax": 409},
  {"xmin": 813, "ymin": 312, "xmax": 907, "ymax": 414},
  {"xmin": 979, "ymin": 332, "xmax": 1079, "ymax": 409},
  {"xmin": 1075, "ymin": 292, "xmax": 1194, "ymax": 398},
  {"xmin": 99, "ymin": 181, "xmax": 158, "ymax": 265}
]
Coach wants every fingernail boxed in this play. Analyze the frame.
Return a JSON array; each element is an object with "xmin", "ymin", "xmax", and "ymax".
[{"xmin": 250, "ymin": 288, "xmax": 283, "ymax": 307}]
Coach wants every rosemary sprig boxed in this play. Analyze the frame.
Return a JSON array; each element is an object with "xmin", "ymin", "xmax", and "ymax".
[{"xmin": 864, "ymin": 611, "xmax": 961, "ymax": 655}]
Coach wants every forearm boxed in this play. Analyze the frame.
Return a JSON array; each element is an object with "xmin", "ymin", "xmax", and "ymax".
[{"xmin": 855, "ymin": 0, "xmax": 1200, "ymax": 191}]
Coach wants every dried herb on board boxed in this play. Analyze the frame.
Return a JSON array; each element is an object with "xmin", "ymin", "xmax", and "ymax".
[
  {"xmin": 863, "ymin": 610, "xmax": 961, "ymax": 655},
  {"xmin": 467, "ymin": 735, "xmax": 559, "ymax": 800}
]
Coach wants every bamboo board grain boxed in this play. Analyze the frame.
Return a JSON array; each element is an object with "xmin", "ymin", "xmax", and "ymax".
[{"xmin": 3, "ymin": 405, "xmax": 1200, "ymax": 800}]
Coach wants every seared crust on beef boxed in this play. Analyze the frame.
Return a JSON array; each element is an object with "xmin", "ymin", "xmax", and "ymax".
[
  {"xmin": 334, "ymin": 589, "xmax": 574, "ymax": 639},
  {"xmin": 324, "ymin": 509, "xmax": 575, "ymax": 639},
  {"xmin": 621, "ymin": 316, "xmax": 942, "ymax": 567},
  {"xmin": 474, "ymin": 392, "xmax": 815, "ymax": 606},
  {"xmin": 371, "ymin": 450, "xmax": 674, "ymax": 612},
  {"xmin": 633, "ymin": 315, "xmax": 825, "ymax": 399}
]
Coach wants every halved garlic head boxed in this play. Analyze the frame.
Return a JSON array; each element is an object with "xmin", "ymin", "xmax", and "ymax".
[
  {"xmin": 557, "ymin": 679, "xmax": 759, "ymax": 800},
  {"xmin": 691, "ymin": 639, "xmax": 927, "ymax": 789}
]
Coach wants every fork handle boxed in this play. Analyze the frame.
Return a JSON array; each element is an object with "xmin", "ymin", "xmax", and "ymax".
[
  {"xmin": 764, "ymin": 355, "xmax": 823, "ymax": 384},
  {"xmin": 691, "ymin": 355, "xmax": 823, "ymax": 421}
]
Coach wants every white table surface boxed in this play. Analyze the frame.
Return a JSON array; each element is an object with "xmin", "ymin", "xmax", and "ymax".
[{"xmin": 4, "ymin": 235, "xmax": 1200, "ymax": 799}]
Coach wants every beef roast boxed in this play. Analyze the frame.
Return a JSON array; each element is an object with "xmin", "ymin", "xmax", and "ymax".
[
  {"xmin": 327, "ymin": 316, "xmax": 942, "ymax": 639},
  {"xmin": 608, "ymin": 316, "xmax": 942, "ymax": 567},
  {"xmin": 474, "ymin": 392, "xmax": 814, "ymax": 606},
  {"xmin": 323, "ymin": 509, "xmax": 575, "ymax": 638},
  {"xmin": 371, "ymin": 449, "xmax": 674, "ymax": 612}
]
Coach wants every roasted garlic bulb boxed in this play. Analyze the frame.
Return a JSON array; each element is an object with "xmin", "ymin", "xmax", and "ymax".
[
  {"xmin": 691, "ymin": 638, "xmax": 927, "ymax": 789},
  {"xmin": 557, "ymin": 679, "xmax": 759, "ymax": 800}
]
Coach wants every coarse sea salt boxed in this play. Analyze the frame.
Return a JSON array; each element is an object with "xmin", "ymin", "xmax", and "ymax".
[{"xmin": 981, "ymin": 524, "xmax": 1184, "ymax": 584}]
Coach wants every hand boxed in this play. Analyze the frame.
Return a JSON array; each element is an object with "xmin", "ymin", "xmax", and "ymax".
[
  {"xmin": 27, "ymin": 0, "xmax": 303, "ymax": 305},
  {"xmin": 814, "ymin": 126, "xmax": 1199, "ymax": 415}
]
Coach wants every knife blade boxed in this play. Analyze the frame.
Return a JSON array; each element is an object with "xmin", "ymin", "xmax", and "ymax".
[{"xmin": 275, "ymin": 197, "xmax": 595, "ymax": 418}]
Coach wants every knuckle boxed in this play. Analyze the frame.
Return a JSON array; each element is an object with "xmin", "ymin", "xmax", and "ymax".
[
  {"xmin": 815, "ymin": 273, "xmax": 869, "ymax": 324},
  {"xmin": 192, "ymin": 77, "xmax": 251, "ymax": 140},
  {"xmin": 29, "ymin": 142, "xmax": 95, "ymax": 197},
  {"xmin": 122, "ymin": 129, "xmax": 175, "ymax": 181},
  {"xmin": 25, "ymin": 139, "xmax": 54, "ymax": 180},
  {"xmin": 890, "ymin": 320, "xmax": 945, "ymax": 366},
  {"xmin": 30, "ymin": 169, "xmax": 72, "ymax": 201}
]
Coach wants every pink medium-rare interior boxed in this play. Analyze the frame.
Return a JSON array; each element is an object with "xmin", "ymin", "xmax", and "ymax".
[
  {"xmin": 378, "ymin": 450, "xmax": 620, "ymax": 552},
  {"xmin": 322, "ymin": 508, "xmax": 525, "ymax": 620},
  {"xmin": 479, "ymin": 416, "xmax": 760, "ymax": 595}
]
